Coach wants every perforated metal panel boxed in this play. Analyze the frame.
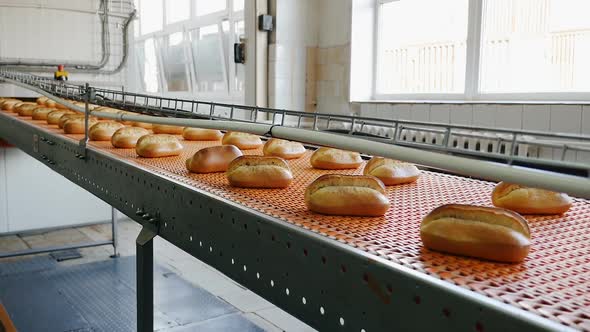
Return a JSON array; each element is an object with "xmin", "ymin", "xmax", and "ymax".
[{"xmin": 1, "ymin": 110, "xmax": 588, "ymax": 331}]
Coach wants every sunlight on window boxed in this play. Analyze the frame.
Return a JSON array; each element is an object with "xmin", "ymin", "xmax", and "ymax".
[
  {"xmin": 140, "ymin": 0, "xmax": 163, "ymax": 34},
  {"xmin": 377, "ymin": 0, "xmax": 469, "ymax": 94},
  {"xmin": 143, "ymin": 39, "xmax": 160, "ymax": 92},
  {"xmin": 479, "ymin": 0, "xmax": 590, "ymax": 93},
  {"xmin": 196, "ymin": 0, "xmax": 226, "ymax": 16},
  {"xmin": 165, "ymin": 0, "xmax": 190, "ymax": 24}
]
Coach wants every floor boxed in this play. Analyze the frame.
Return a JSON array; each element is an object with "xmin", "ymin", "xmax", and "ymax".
[{"xmin": 0, "ymin": 219, "xmax": 317, "ymax": 332}]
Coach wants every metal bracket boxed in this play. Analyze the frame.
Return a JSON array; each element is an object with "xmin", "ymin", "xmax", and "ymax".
[{"xmin": 78, "ymin": 83, "xmax": 94, "ymax": 160}]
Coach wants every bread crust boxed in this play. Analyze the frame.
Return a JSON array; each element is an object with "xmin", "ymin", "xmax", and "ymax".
[
  {"xmin": 46, "ymin": 110, "xmax": 74, "ymax": 125},
  {"xmin": 132, "ymin": 122, "xmax": 153, "ymax": 129},
  {"xmin": 153, "ymin": 124, "xmax": 184, "ymax": 135},
  {"xmin": 111, "ymin": 127, "xmax": 150, "ymax": 148},
  {"xmin": 186, "ymin": 145, "xmax": 243, "ymax": 173},
  {"xmin": 136, "ymin": 134, "xmax": 183, "ymax": 158},
  {"xmin": 420, "ymin": 204, "xmax": 531, "ymax": 263},
  {"xmin": 222, "ymin": 132, "xmax": 263, "ymax": 150},
  {"xmin": 263, "ymin": 138, "xmax": 306, "ymax": 159},
  {"xmin": 305, "ymin": 174, "xmax": 389, "ymax": 216},
  {"xmin": 310, "ymin": 147, "xmax": 363, "ymax": 170},
  {"xmin": 89, "ymin": 122, "xmax": 125, "ymax": 141},
  {"xmin": 183, "ymin": 128, "xmax": 223, "ymax": 141},
  {"xmin": 226, "ymin": 156, "xmax": 293, "ymax": 188},
  {"xmin": 492, "ymin": 182, "xmax": 573, "ymax": 215},
  {"xmin": 363, "ymin": 157, "xmax": 420, "ymax": 185},
  {"xmin": 32, "ymin": 107, "xmax": 57, "ymax": 120},
  {"xmin": 16, "ymin": 104, "xmax": 40, "ymax": 117},
  {"xmin": 0, "ymin": 99, "xmax": 21, "ymax": 111},
  {"xmin": 36, "ymin": 96, "xmax": 48, "ymax": 105},
  {"xmin": 58, "ymin": 114, "xmax": 84, "ymax": 129},
  {"xmin": 63, "ymin": 117, "xmax": 99, "ymax": 134}
]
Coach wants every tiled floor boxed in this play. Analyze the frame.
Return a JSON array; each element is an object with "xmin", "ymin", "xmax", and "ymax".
[{"xmin": 0, "ymin": 219, "xmax": 317, "ymax": 332}]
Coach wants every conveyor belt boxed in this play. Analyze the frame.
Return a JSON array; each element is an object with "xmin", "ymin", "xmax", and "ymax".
[{"xmin": 2, "ymin": 109, "xmax": 589, "ymax": 330}]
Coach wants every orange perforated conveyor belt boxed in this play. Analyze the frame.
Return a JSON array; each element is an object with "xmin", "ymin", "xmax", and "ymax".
[{"xmin": 5, "ymin": 112, "xmax": 590, "ymax": 330}]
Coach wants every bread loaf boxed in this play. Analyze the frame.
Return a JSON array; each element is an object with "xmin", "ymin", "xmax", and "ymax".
[
  {"xmin": 492, "ymin": 182, "xmax": 573, "ymax": 215},
  {"xmin": 46, "ymin": 110, "xmax": 74, "ymax": 125},
  {"xmin": 58, "ymin": 114, "xmax": 85, "ymax": 129},
  {"xmin": 420, "ymin": 204, "xmax": 531, "ymax": 263},
  {"xmin": 89, "ymin": 122, "xmax": 125, "ymax": 141},
  {"xmin": 36, "ymin": 96, "xmax": 48, "ymax": 105},
  {"xmin": 226, "ymin": 156, "xmax": 293, "ymax": 188},
  {"xmin": 32, "ymin": 107, "xmax": 57, "ymax": 120},
  {"xmin": 222, "ymin": 132, "xmax": 263, "ymax": 150},
  {"xmin": 305, "ymin": 174, "xmax": 389, "ymax": 216},
  {"xmin": 186, "ymin": 145, "xmax": 243, "ymax": 173},
  {"xmin": 16, "ymin": 104, "xmax": 40, "ymax": 117},
  {"xmin": 0, "ymin": 99, "xmax": 21, "ymax": 111},
  {"xmin": 63, "ymin": 117, "xmax": 99, "ymax": 134},
  {"xmin": 136, "ymin": 134, "xmax": 183, "ymax": 158},
  {"xmin": 263, "ymin": 138, "xmax": 306, "ymax": 159},
  {"xmin": 182, "ymin": 128, "xmax": 223, "ymax": 141},
  {"xmin": 45, "ymin": 99, "xmax": 57, "ymax": 108},
  {"xmin": 153, "ymin": 124, "xmax": 184, "ymax": 135},
  {"xmin": 111, "ymin": 127, "xmax": 150, "ymax": 148},
  {"xmin": 363, "ymin": 157, "xmax": 420, "ymax": 185},
  {"xmin": 310, "ymin": 147, "xmax": 363, "ymax": 170}
]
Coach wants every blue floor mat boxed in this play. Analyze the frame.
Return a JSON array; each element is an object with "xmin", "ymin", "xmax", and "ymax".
[{"xmin": 0, "ymin": 255, "xmax": 264, "ymax": 332}]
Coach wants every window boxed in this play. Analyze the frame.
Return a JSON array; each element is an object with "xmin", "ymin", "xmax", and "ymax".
[
  {"xmin": 165, "ymin": 0, "xmax": 190, "ymax": 24},
  {"xmin": 136, "ymin": 38, "xmax": 160, "ymax": 93},
  {"xmin": 195, "ymin": 0, "xmax": 226, "ymax": 16},
  {"xmin": 375, "ymin": 0, "xmax": 590, "ymax": 100},
  {"xmin": 139, "ymin": 0, "xmax": 163, "ymax": 34},
  {"xmin": 191, "ymin": 25, "xmax": 227, "ymax": 92},
  {"xmin": 133, "ymin": 0, "xmax": 244, "ymax": 99},
  {"xmin": 159, "ymin": 32, "xmax": 191, "ymax": 91}
]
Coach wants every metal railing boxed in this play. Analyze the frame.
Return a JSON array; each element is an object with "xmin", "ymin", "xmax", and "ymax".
[{"xmin": 2, "ymin": 69, "xmax": 589, "ymax": 177}]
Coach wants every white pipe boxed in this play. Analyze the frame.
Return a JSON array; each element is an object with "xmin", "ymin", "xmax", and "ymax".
[{"xmin": 4, "ymin": 77, "xmax": 590, "ymax": 199}]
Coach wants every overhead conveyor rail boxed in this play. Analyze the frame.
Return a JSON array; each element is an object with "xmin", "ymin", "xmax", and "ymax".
[{"xmin": 1, "ymin": 71, "xmax": 589, "ymax": 331}]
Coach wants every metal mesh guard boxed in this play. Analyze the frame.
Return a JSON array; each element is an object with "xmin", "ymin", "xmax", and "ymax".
[{"xmin": 17, "ymin": 114, "xmax": 590, "ymax": 330}]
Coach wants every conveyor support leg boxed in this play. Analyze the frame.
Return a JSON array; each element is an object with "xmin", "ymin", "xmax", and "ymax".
[
  {"xmin": 136, "ymin": 226, "xmax": 157, "ymax": 332},
  {"xmin": 110, "ymin": 206, "xmax": 119, "ymax": 258}
]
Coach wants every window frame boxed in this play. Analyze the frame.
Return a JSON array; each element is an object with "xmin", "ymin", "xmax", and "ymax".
[
  {"xmin": 133, "ymin": 0, "xmax": 245, "ymax": 101},
  {"xmin": 372, "ymin": 0, "xmax": 590, "ymax": 102}
]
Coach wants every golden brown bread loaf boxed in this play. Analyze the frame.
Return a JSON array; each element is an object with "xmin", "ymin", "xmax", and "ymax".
[
  {"xmin": 305, "ymin": 174, "xmax": 390, "ymax": 216},
  {"xmin": 16, "ymin": 104, "xmax": 40, "ymax": 117},
  {"xmin": 46, "ymin": 110, "xmax": 74, "ymax": 125},
  {"xmin": 226, "ymin": 156, "xmax": 293, "ymax": 188},
  {"xmin": 420, "ymin": 204, "xmax": 531, "ymax": 263},
  {"xmin": 136, "ymin": 134, "xmax": 183, "ymax": 158},
  {"xmin": 182, "ymin": 128, "xmax": 223, "ymax": 141},
  {"xmin": 32, "ymin": 107, "xmax": 57, "ymax": 120},
  {"xmin": 111, "ymin": 127, "xmax": 150, "ymax": 148},
  {"xmin": 491, "ymin": 182, "xmax": 573, "ymax": 215},
  {"xmin": 36, "ymin": 96, "xmax": 48, "ymax": 105},
  {"xmin": 63, "ymin": 117, "xmax": 99, "ymax": 134},
  {"xmin": 222, "ymin": 131, "xmax": 263, "ymax": 150},
  {"xmin": 55, "ymin": 101, "xmax": 68, "ymax": 109},
  {"xmin": 58, "ymin": 114, "xmax": 85, "ymax": 129},
  {"xmin": 363, "ymin": 157, "xmax": 420, "ymax": 185},
  {"xmin": 186, "ymin": 145, "xmax": 243, "ymax": 173},
  {"xmin": 89, "ymin": 122, "xmax": 125, "ymax": 141},
  {"xmin": 45, "ymin": 99, "xmax": 57, "ymax": 108},
  {"xmin": 310, "ymin": 147, "xmax": 363, "ymax": 170},
  {"xmin": 263, "ymin": 138, "xmax": 306, "ymax": 159},
  {"xmin": 10, "ymin": 102, "xmax": 35, "ymax": 114},
  {"xmin": 153, "ymin": 124, "xmax": 184, "ymax": 135},
  {"xmin": 0, "ymin": 99, "xmax": 21, "ymax": 111}
]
